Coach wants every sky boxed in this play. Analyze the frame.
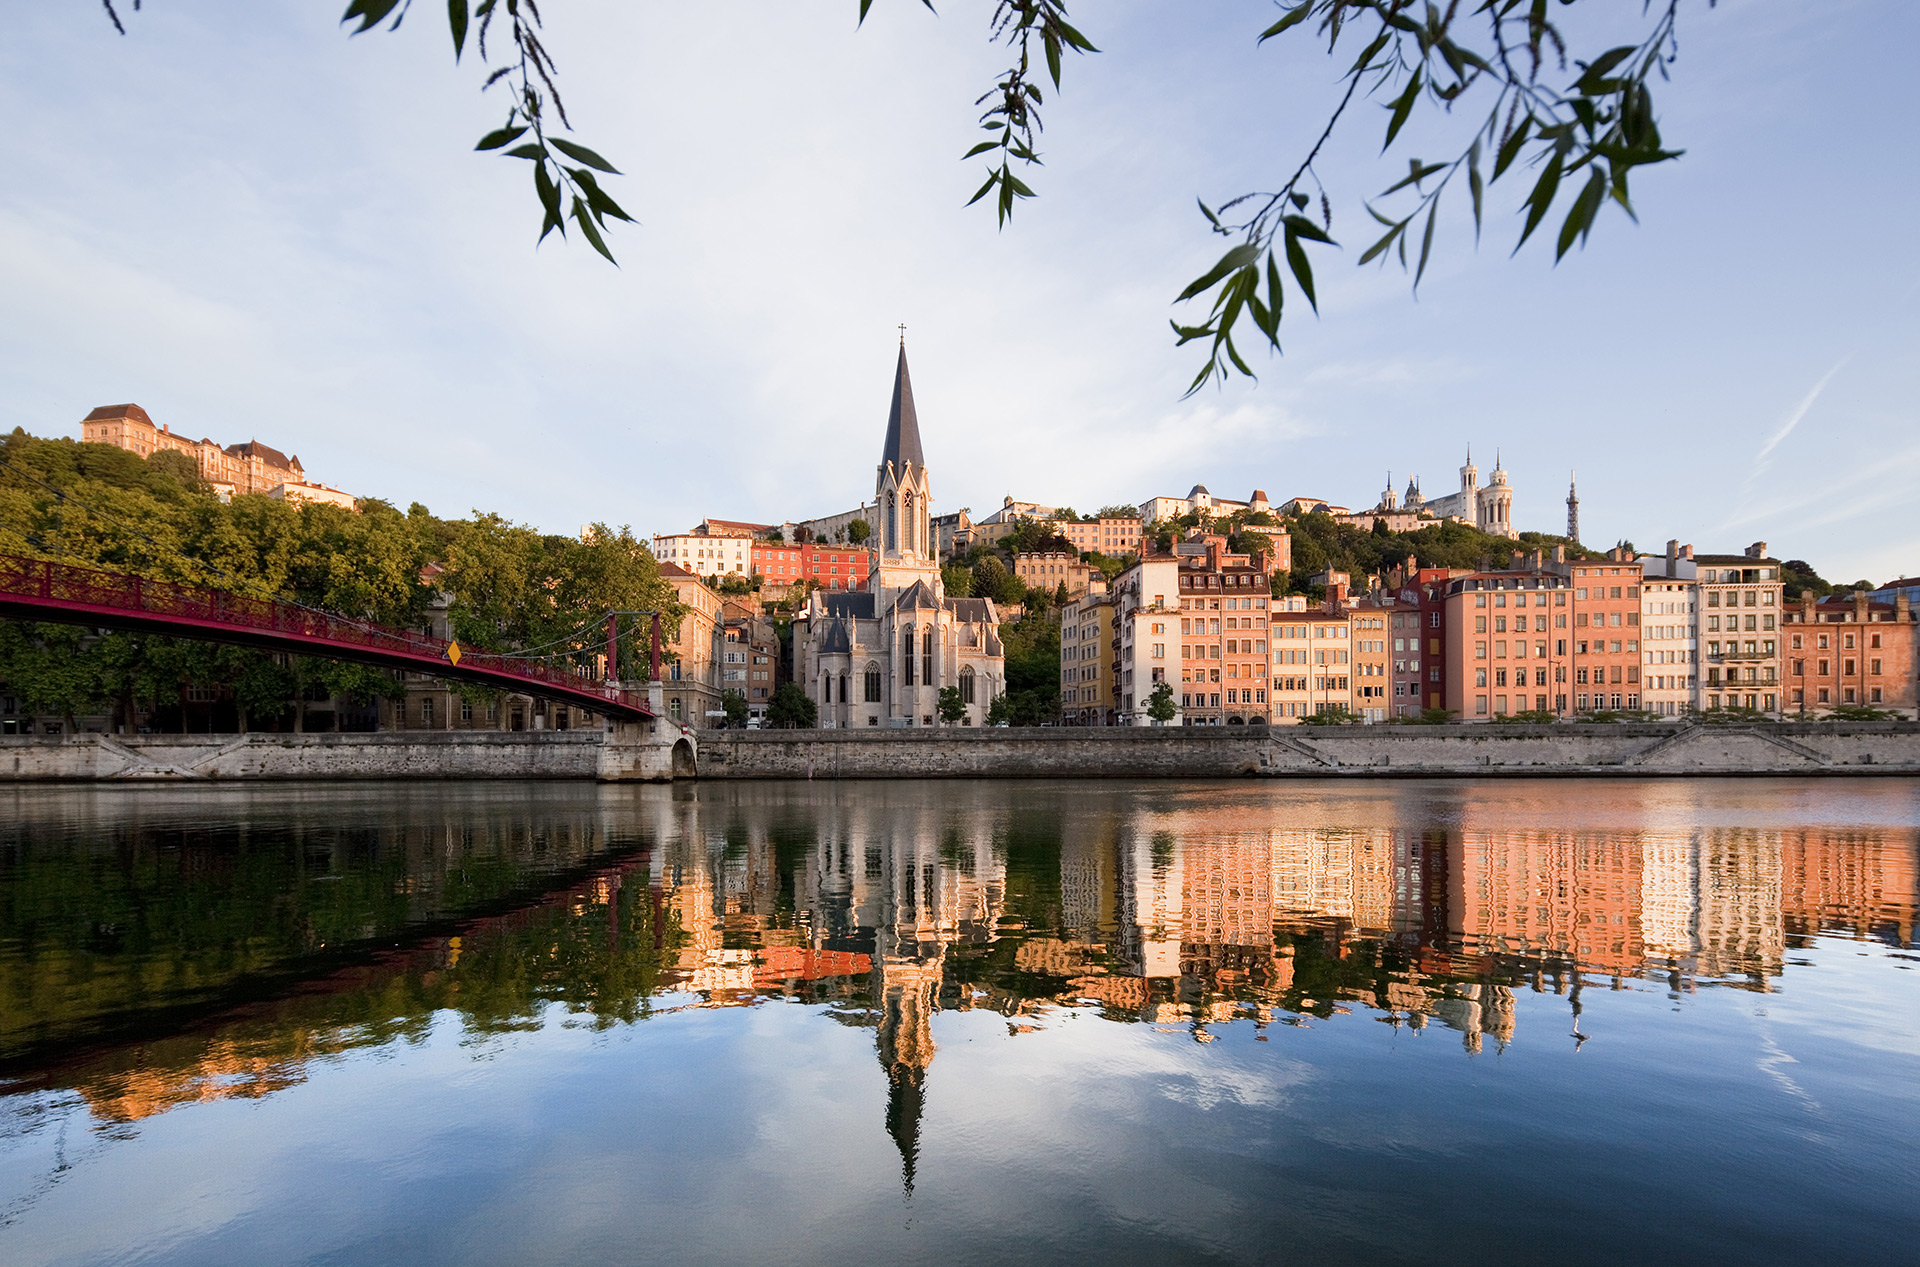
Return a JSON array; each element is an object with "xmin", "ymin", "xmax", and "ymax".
[{"xmin": 1, "ymin": 1, "xmax": 1914, "ymax": 585}]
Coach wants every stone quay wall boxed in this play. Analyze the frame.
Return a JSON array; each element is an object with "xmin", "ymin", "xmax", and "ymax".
[
  {"xmin": 3, "ymin": 722, "xmax": 1917, "ymax": 783},
  {"xmin": 0, "ymin": 732, "xmax": 606, "ymax": 782},
  {"xmin": 697, "ymin": 722, "xmax": 1920, "ymax": 780}
]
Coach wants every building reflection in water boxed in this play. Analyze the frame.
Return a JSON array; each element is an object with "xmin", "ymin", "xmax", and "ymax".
[{"xmin": 2, "ymin": 783, "xmax": 1914, "ymax": 1198}]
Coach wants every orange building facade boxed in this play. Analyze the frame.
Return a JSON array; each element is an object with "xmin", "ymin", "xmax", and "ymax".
[
  {"xmin": 1175, "ymin": 535, "xmax": 1276, "ymax": 724},
  {"xmin": 1439, "ymin": 550, "xmax": 1648, "ymax": 720},
  {"xmin": 750, "ymin": 541, "xmax": 872, "ymax": 593},
  {"xmin": 1782, "ymin": 590, "xmax": 1919, "ymax": 717}
]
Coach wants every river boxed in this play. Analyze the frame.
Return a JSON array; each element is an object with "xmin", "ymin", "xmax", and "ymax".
[{"xmin": 1, "ymin": 778, "xmax": 1915, "ymax": 1265}]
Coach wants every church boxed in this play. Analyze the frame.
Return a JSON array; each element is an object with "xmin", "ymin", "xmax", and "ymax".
[
  {"xmin": 794, "ymin": 343, "xmax": 1006, "ymax": 727},
  {"xmin": 1378, "ymin": 448, "xmax": 1517, "ymax": 538}
]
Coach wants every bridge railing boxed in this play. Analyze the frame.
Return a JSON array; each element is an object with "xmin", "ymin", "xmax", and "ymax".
[{"xmin": 0, "ymin": 553, "xmax": 650, "ymax": 716}]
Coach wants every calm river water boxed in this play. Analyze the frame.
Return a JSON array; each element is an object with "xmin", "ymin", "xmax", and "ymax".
[{"xmin": 1, "ymin": 778, "xmax": 1916, "ymax": 1265}]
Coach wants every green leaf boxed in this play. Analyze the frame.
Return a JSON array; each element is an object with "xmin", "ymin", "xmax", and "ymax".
[
  {"xmin": 475, "ymin": 125, "xmax": 528, "ymax": 151},
  {"xmin": 1492, "ymin": 115, "xmax": 1532, "ymax": 180},
  {"xmin": 1357, "ymin": 223, "xmax": 1403, "ymax": 266},
  {"xmin": 1555, "ymin": 167, "xmax": 1606, "ymax": 261},
  {"xmin": 549, "ymin": 138, "xmax": 621, "ymax": 175},
  {"xmin": 1258, "ymin": 3, "xmax": 1314, "ymax": 42},
  {"xmin": 1054, "ymin": 19, "xmax": 1098, "ymax": 53},
  {"xmin": 965, "ymin": 170, "xmax": 999, "ymax": 208},
  {"xmin": 963, "ymin": 139, "xmax": 1002, "ymax": 159},
  {"xmin": 1414, "ymin": 200, "xmax": 1437, "ymax": 289},
  {"xmin": 1044, "ymin": 29, "xmax": 1062, "ymax": 89},
  {"xmin": 505, "ymin": 143, "xmax": 546, "ymax": 160},
  {"xmin": 1176, "ymin": 244, "xmax": 1260, "ymax": 303},
  {"xmin": 1383, "ymin": 69, "xmax": 1422, "ymax": 152},
  {"xmin": 570, "ymin": 169, "xmax": 635, "ymax": 223},
  {"xmin": 1572, "ymin": 46, "xmax": 1637, "ymax": 95},
  {"xmin": 1280, "ymin": 213, "xmax": 1333, "ymax": 245},
  {"xmin": 1468, "ymin": 137, "xmax": 1484, "ymax": 240},
  {"xmin": 1381, "ymin": 159, "xmax": 1446, "ymax": 196},
  {"xmin": 1284, "ymin": 227, "xmax": 1318, "ymax": 313},
  {"xmin": 340, "ymin": 0, "xmax": 404, "ymax": 35},
  {"xmin": 1514, "ymin": 147, "xmax": 1564, "ymax": 251},
  {"xmin": 572, "ymin": 196, "xmax": 618, "ymax": 265},
  {"xmin": 448, "ymin": 0, "xmax": 468, "ymax": 60},
  {"xmin": 534, "ymin": 161, "xmax": 563, "ymax": 243},
  {"xmin": 857, "ymin": 0, "xmax": 874, "ymax": 26},
  {"xmin": 1198, "ymin": 199, "xmax": 1223, "ymax": 230}
]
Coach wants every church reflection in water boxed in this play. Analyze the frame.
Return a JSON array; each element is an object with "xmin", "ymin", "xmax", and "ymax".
[{"xmin": 2, "ymin": 782, "xmax": 1915, "ymax": 1193}]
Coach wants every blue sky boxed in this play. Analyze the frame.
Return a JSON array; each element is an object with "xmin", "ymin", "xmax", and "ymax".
[{"xmin": 1, "ymin": 2, "xmax": 1913, "ymax": 584}]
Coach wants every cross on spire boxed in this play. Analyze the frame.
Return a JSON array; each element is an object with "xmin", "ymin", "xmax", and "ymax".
[{"xmin": 898, "ymin": 323, "xmax": 907, "ymax": 346}]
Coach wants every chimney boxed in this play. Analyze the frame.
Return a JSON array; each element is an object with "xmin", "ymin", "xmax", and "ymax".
[
  {"xmin": 1666, "ymin": 539, "xmax": 1679, "ymax": 562},
  {"xmin": 1533, "ymin": 548, "xmax": 1544, "ymax": 570},
  {"xmin": 1682, "ymin": 544, "xmax": 1694, "ymax": 560},
  {"xmin": 1855, "ymin": 589, "xmax": 1870, "ymax": 623},
  {"xmin": 1553, "ymin": 545, "xmax": 1566, "ymax": 563},
  {"xmin": 1510, "ymin": 551, "xmax": 1525, "ymax": 571},
  {"xmin": 1802, "ymin": 590, "xmax": 1816, "ymax": 620},
  {"xmin": 1897, "ymin": 591, "xmax": 1911, "ymax": 621},
  {"xmin": 1746, "ymin": 541, "xmax": 1768, "ymax": 560}
]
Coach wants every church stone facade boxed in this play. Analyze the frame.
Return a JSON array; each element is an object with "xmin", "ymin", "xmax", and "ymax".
[
  {"xmin": 795, "ymin": 345, "xmax": 1005, "ymax": 727},
  {"xmin": 1396, "ymin": 449, "xmax": 1516, "ymax": 538}
]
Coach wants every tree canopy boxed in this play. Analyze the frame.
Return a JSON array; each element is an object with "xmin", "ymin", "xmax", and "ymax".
[{"xmin": 0, "ymin": 428, "xmax": 677, "ymax": 730}]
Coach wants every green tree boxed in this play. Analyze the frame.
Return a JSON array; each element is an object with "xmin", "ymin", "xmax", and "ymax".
[
  {"xmin": 1146, "ymin": 681, "xmax": 1176, "ymax": 725},
  {"xmin": 1299, "ymin": 704, "xmax": 1360, "ymax": 726},
  {"xmin": 986, "ymin": 694, "xmax": 1010, "ymax": 727},
  {"xmin": 972, "ymin": 554, "xmax": 1025, "ymax": 606},
  {"xmin": 766, "ymin": 681, "xmax": 817, "ymax": 728},
  {"xmin": 942, "ymin": 563, "xmax": 973, "ymax": 597},
  {"xmin": 721, "ymin": 690, "xmax": 749, "ymax": 726},
  {"xmin": 937, "ymin": 686, "xmax": 966, "ymax": 725},
  {"xmin": 846, "ymin": 519, "xmax": 872, "ymax": 545}
]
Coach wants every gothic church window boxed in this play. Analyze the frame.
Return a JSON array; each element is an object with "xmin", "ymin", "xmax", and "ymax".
[{"xmin": 864, "ymin": 664, "xmax": 883, "ymax": 703}]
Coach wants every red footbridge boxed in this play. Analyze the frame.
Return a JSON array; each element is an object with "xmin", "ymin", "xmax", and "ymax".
[{"xmin": 0, "ymin": 553, "xmax": 653, "ymax": 721}]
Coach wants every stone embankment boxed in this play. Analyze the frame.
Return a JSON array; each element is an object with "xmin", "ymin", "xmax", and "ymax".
[
  {"xmin": 698, "ymin": 721, "xmax": 1920, "ymax": 779},
  {"xmin": 2, "ymin": 722, "xmax": 1917, "ymax": 782}
]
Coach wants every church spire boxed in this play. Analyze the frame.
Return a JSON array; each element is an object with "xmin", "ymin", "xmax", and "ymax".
[{"xmin": 881, "ymin": 342, "xmax": 925, "ymax": 473}]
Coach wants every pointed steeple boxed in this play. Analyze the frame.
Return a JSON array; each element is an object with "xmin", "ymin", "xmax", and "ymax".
[{"xmin": 881, "ymin": 343, "xmax": 925, "ymax": 473}]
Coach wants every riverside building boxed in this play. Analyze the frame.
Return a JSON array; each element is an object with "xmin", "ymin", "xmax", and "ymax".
[
  {"xmin": 1638, "ymin": 541, "xmax": 1700, "ymax": 717},
  {"xmin": 1694, "ymin": 544, "xmax": 1784, "ymax": 714},
  {"xmin": 1782, "ymin": 589, "xmax": 1919, "ymax": 717},
  {"xmin": 1060, "ymin": 581, "xmax": 1117, "ymax": 725},
  {"xmin": 1174, "ymin": 535, "xmax": 1276, "ymax": 725}
]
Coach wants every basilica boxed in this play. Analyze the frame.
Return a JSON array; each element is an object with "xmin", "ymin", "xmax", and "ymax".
[
  {"xmin": 1378, "ymin": 448, "xmax": 1517, "ymax": 538},
  {"xmin": 794, "ymin": 344, "xmax": 1005, "ymax": 727}
]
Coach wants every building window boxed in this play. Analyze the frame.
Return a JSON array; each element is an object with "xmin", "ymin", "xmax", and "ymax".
[
  {"xmin": 960, "ymin": 668, "xmax": 976, "ymax": 705},
  {"xmin": 865, "ymin": 665, "xmax": 883, "ymax": 703}
]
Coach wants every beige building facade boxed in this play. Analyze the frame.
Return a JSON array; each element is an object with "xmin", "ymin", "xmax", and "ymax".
[
  {"xmin": 658, "ymin": 563, "xmax": 725, "ymax": 726},
  {"xmin": 80, "ymin": 403, "xmax": 352, "ymax": 507}
]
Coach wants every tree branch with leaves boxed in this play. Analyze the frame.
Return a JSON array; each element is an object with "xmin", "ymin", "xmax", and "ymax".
[{"xmin": 1175, "ymin": 0, "xmax": 1697, "ymax": 393}]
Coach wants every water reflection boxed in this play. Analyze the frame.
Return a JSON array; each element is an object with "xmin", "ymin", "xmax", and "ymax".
[{"xmin": 1, "ymin": 782, "xmax": 1909, "ymax": 1152}]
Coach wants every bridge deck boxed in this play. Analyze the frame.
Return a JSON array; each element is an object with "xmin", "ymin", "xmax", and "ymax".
[{"xmin": 0, "ymin": 553, "xmax": 652, "ymax": 721}]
